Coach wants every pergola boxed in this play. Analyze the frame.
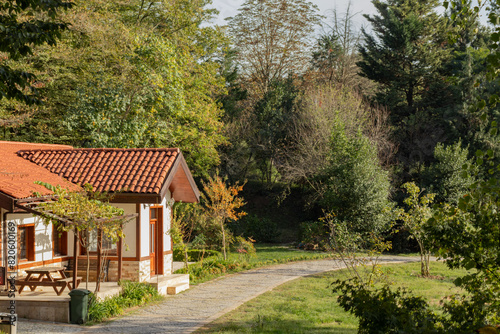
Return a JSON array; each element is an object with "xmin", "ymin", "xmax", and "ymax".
[{"xmin": 13, "ymin": 196, "xmax": 137, "ymax": 291}]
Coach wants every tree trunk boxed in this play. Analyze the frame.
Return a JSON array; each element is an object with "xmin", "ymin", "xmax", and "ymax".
[
  {"xmin": 86, "ymin": 247, "xmax": 90, "ymax": 290},
  {"xmin": 183, "ymin": 245, "xmax": 189, "ymax": 273},
  {"xmin": 95, "ymin": 229, "xmax": 102, "ymax": 294},
  {"xmin": 222, "ymin": 222, "xmax": 227, "ymax": 260},
  {"xmin": 418, "ymin": 239, "xmax": 430, "ymax": 277}
]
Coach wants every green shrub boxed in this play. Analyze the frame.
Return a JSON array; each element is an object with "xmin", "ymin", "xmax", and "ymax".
[
  {"xmin": 173, "ymin": 248, "xmax": 221, "ymax": 261},
  {"xmin": 120, "ymin": 281, "xmax": 159, "ymax": 306},
  {"xmin": 231, "ymin": 236, "xmax": 257, "ymax": 259},
  {"xmin": 88, "ymin": 293, "xmax": 124, "ymax": 323},
  {"xmin": 235, "ymin": 214, "xmax": 280, "ymax": 243},
  {"xmin": 333, "ymin": 277, "xmax": 490, "ymax": 334},
  {"xmin": 298, "ymin": 220, "xmax": 329, "ymax": 250},
  {"xmin": 87, "ymin": 281, "xmax": 162, "ymax": 324},
  {"xmin": 333, "ymin": 278, "xmax": 443, "ymax": 334}
]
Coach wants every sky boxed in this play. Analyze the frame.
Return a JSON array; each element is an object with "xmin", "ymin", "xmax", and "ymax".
[
  {"xmin": 209, "ymin": 0, "xmax": 490, "ymax": 32},
  {"xmin": 210, "ymin": 0, "xmax": 380, "ymax": 31}
]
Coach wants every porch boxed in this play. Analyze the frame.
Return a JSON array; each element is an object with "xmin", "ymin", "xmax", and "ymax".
[{"xmin": 0, "ymin": 271, "xmax": 189, "ymax": 323}]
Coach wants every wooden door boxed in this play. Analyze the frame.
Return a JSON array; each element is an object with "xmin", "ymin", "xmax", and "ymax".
[
  {"xmin": 150, "ymin": 207, "xmax": 164, "ymax": 277},
  {"xmin": 149, "ymin": 213, "xmax": 156, "ymax": 276}
]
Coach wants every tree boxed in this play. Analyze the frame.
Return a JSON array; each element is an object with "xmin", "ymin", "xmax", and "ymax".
[
  {"xmin": 252, "ymin": 78, "xmax": 299, "ymax": 185},
  {"xmin": 421, "ymin": 141, "xmax": 476, "ymax": 204},
  {"xmin": 397, "ymin": 182, "xmax": 435, "ymax": 277},
  {"xmin": 1, "ymin": 0, "xmax": 228, "ymax": 177},
  {"xmin": 170, "ymin": 203, "xmax": 200, "ymax": 272},
  {"xmin": 281, "ymin": 84, "xmax": 393, "ymax": 230},
  {"xmin": 318, "ymin": 122, "xmax": 392, "ymax": 234},
  {"xmin": 34, "ymin": 183, "xmax": 130, "ymax": 292},
  {"xmin": 421, "ymin": 0, "xmax": 500, "ymax": 326},
  {"xmin": 311, "ymin": 33, "xmax": 342, "ymax": 84},
  {"xmin": 428, "ymin": 156, "xmax": 500, "ymax": 323},
  {"xmin": 311, "ymin": 2, "xmax": 370, "ymax": 89},
  {"xmin": 201, "ymin": 174, "xmax": 246, "ymax": 260},
  {"xmin": 227, "ymin": 0, "xmax": 322, "ymax": 94},
  {"xmin": 0, "ymin": 0, "xmax": 73, "ymax": 104},
  {"xmin": 358, "ymin": 0, "xmax": 450, "ymax": 117}
]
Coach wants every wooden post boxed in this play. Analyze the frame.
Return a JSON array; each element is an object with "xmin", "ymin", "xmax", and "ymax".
[
  {"xmin": 97, "ymin": 229, "xmax": 102, "ymax": 292},
  {"xmin": 118, "ymin": 234, "xmax": 123, "ymax": 281},
  {"xmin": 72, "ymin": 229, "xmax": 79, "ymax": 289}
]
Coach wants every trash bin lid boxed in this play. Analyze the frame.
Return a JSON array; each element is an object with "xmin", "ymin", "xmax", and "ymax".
[{"xmin": 68, "ymin": 289, "xmax": 91, "ymax": 296}]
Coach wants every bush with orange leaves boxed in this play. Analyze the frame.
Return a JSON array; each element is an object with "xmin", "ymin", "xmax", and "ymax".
[{"xmin": 201, "ymin": 173, "xmax": 247, "ymax": 260}]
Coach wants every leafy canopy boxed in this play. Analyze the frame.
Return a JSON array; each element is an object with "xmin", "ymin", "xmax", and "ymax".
[
  {"xmin": 0, "ymin": 0, "xmax": 73, "ymax": 104},
  {"xmin": 227, "ymin": 0, "xmax": 322, "ymax": 94}
]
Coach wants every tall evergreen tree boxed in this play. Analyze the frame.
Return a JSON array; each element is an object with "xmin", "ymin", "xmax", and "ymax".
[
  {"xmin": 358, "ymin": 0, "xmax": 457, "ymax": 180},
  {"xmin": 358, "ymin": 0, "xmax": 450, "ymax": 118}
]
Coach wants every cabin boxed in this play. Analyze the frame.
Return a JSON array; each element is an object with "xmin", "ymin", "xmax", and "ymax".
[{"xmin": 0, "ymin": 141, "xmax": 200, "ymax": 287}]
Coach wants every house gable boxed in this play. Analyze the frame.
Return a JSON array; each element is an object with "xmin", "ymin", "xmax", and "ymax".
[{"xmin": 0, "ymin": 142, "xmax": 200, "ymax": 209}]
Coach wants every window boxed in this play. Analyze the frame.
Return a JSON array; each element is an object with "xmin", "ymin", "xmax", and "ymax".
[
  {"xmin": 53, "ymin": 228, "xmax": 67, "ymax": 256},
  {"xmin": 81, "ymin": 230, "xmax": 117, "ymax": 255},
  {"xmin": 18, "ymin": 225, "xmax": 35, "ymax": 261}
]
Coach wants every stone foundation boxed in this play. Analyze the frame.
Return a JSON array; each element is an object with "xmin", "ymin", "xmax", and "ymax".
[
  {"xmin": 0, "ymin": 298, "xmax": 69, "ymax": 323},
  {"xmin": 75, "ymin": 258, "xmax": 152, "ymax": 282},
  {"xmin": 163, "ymin": 253, "xmax": 173, "ymax": 275}
]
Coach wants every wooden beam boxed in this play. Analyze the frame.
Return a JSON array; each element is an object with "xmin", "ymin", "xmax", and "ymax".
[
  {"xmin": 118, "ymin": 234, "xmax": 123, "ymax": 281},
  {"xmin": 0, "ymin": 192, "xmax": 15, "ymax": 211},
  {"xmin": 110, "ymin": 193, "xmax": 161, "ymax": 203},
  {"xmin": 72, "ymin": 230, "xmax": 79, "ymax": 289},
  {"xmin": 136, "ymin": 203, "xmax": 141, "ymax": 261},
  {"xmin": 15, "ymin": 196, "xmax": 58, "ymax": 204},
  {"xmin": 15, "ymin": 202, "xmax": 137, "ymax": 227},
  {"xmin": 97, "ymin": 229, "xmax": 102, "ymax": 292}
]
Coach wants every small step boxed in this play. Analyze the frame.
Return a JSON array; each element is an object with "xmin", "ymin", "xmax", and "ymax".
[{"xmin": 167, "ymin": 282, "xmax": 190, "ymax": 295}]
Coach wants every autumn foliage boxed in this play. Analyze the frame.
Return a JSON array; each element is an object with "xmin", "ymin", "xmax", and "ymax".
[{"xmin": 201, "ymin": 174, "xmax": 247, "ymax": 260}]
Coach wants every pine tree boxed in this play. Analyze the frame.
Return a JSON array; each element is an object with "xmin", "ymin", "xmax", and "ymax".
[{"xmin": 358, "ymin": 0, "xmax": 451, "ymax": 119}]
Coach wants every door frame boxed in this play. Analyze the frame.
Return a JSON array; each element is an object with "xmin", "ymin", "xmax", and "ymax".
[{"xmin": 149, "ymin": 206, "xmax": 164, "ymax": 276}]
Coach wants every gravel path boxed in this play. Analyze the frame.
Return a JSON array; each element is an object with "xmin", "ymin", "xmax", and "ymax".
[{"xmin": 18, "ymin": 256, "xmax": 419, "ymax": 334}]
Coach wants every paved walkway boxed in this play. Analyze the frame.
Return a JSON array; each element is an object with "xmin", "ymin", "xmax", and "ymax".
[{"xmin": 18, "ymin": 256, "xmax": 419, "ymax": 334}]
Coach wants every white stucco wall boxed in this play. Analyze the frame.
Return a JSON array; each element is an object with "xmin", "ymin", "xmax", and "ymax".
[
  {"xmin": 139, "ymin": 204, "xmax": 150, "ymax": 259},
  {"xmin": 140, "ymin": 193, "xmax": 172, "ymax": 258},
  {"xmin": 163, "ymin": 190, "xmax": 173, "ymax": 252},
  {"xmin": 3, "ymin": 212, "xmax": 55, "ymax": 263},
  {"xmin": 113, "ymin": 203, "xmax": 137, "ymax": 258},
  {"xmin": 140, "ymin": 192, "xmax": 173, "ymax": 272}
]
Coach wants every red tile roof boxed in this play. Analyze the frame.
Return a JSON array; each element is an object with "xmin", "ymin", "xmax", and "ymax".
[
  {"xmin": 17, "ymin": 148, "xmax": 180, "ymax": 194},
  {"xmin": 0, "ymin": 141, "xmax": 78, "ymax": 199}
]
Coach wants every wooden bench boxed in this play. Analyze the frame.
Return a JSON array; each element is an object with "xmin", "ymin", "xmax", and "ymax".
[
  {"xmin": 60, "ymin": 277, "xmax": 82, "ymax": 291},
  {"xmin": 16, "ymin": 276, "xmax": 82, "ymax": 296},
  {"xmin": 64, "ymin": 258, "xmax": 74, "ymax": 277}
]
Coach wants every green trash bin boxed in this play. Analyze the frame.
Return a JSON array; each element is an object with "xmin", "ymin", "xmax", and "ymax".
[
  {"xmin": 0, "ymin": 313, "xmax": 16, "ymax": 334},
  {"xmin": 69, "ymin": 289, "xmax": 91, "ymax": 324}
]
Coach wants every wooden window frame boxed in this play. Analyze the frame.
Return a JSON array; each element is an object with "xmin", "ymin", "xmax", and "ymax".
[
  {"xmin": 79, "ymin": 230, "xmax": 118, "ymax": 256},
  {"xmin": 53, "ymin": 228, "xmax": 68, "ymax": 257},
  {"xmin": 18, "ymin": 224, "xmax": 35, "ymax": 262}
]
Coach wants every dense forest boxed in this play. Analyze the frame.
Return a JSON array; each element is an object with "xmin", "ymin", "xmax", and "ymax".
[
  {"xmin": 1, "ymin": 0, "xmax": 499, "ymax": 246},
  {"xmin": 3, "ymin": 0, "xmax": 500, "ymax": 330}
]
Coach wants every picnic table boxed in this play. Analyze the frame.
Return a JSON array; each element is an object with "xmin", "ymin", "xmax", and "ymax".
[{"xmin": 17, "ymin": 266, "xmax": 81, "ymax": 296}]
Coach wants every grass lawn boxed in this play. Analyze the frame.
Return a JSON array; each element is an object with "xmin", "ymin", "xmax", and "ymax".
[
  {"xmin": 250, "ymin": 244, "xmax": 329, "ymax": 262},
  {"xmin": 195, "ymin": 261, "xmax": 472, "ymax": 333},
  {"xmin": 177, "ymin": 244, "xmax": 332, "ymax": 284}
]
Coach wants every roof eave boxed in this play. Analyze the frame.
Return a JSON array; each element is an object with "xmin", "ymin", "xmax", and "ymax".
[
  {"xmin": 109, "ymin": 192, "xmax": 162, "ymax": 204},
  {"xmin": 0, "ymin": 191, "xmax": 15, "ymax": 211},
  {"xmin": 160, "ymin": 151, "xmax": 200, "ymax": 203}
]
